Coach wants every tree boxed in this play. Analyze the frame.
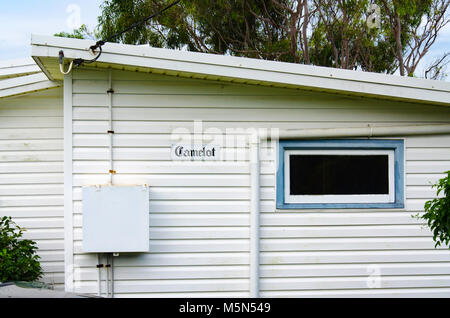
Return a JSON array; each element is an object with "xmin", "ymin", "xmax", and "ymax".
[
  {"xmin": 419, "ymin": 171, "xmax": 450, "ymax": 248},
  {"xmin": 378, "ymin": 0, "xmax": 450, "ymax": 77},
  {"xmin": 59, "ymin": 0, "xmax": 449, "ymax": 78},
  {"xmin": 424, "ymin": 52, "xmax": 450, "ymax": 80},
  {"xmin": 54, "ymin": 24, "xmax": 98, "ymax": 40},
  {"xmin": 0, "ymin": 216, "xmax": 43, "ymax": 282},
  {"xmin": 98, "ymin": 0, "xmax": 304, "ymax": 62},
  {"xmin": 310, "ymin": 0, "xmax": 398, "ymax": 72}
]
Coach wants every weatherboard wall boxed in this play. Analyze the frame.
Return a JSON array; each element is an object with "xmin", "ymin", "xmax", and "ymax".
[
  {"xmin": 0, "ymin": 88, "xmax": 64, "ymax": 289},
  {"xmin": 68, "ymin": 67, "xmax": 450, "ymax": 297}
]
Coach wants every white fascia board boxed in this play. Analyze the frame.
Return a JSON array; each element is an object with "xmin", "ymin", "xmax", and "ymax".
[
  {"xmin": 0, "ymin": 73, "xmax": 60, "ymax": 98},
  {"xmin": 31, "ymin": 34, "xmax": 450, "ymax": 105},
  {"xmin": 0, "ymin": 58, "xmax": 41, "ymax": 79}
]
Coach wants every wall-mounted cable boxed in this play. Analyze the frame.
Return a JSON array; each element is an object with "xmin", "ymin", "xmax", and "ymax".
[
  {"xmin": 58, "ymin": 0, "xmax": 181, "ymax": 75},
  {"xmin": 58, "ymin": 51, "xmax": 74, "ymax": 75}
]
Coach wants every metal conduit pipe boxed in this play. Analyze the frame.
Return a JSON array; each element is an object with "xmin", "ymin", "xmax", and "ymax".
[
  {"xmin": 111, "ymin": 254, "xmax": 115, "ymax": 298},
  {"xmin": 107, "ymin": 254, "xmax": 113, "ymax": 298},
  {"xmin": 268, "ymin": 124, "xmax": 450, "ymax": 140},
  {"xmin": 107, "ymin": 70, "xmax": 115, "ymax": 298},
  {"xmin": 107, "ymin": 69, "xmax": 114, "ymax": 185},
  {"xmin": 106, "ymin": 255, "xmax": 110, "ymax": 297},
  {"xmin": 97, "ymin": 254, "xmax": 102, "ymax": 297},
  {"xmin": 249, "ymin": 123, "xmax": 450, "ymax": 298}
]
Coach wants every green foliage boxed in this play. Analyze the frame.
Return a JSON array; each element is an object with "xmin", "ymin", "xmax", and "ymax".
[
  {"xmin": 54, "ymin": 24, "xmax": 98, "ymax": 40},
  {"xmin": 0, "ymin": 216, "xmax": 43, "ymax": 283},
  {"xmin": 97, "ymin": 0, "xmax": 292, "ymax": 59},
  {"xmin": 90, "ymin": 0, "xmax": 448, "ymax": 76},
  {"xmin": 420, "ymin": 171, "xmax": 450, "ymax": 248}
]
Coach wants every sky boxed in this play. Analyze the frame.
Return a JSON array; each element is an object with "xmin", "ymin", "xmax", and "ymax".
[
  {"xmin": 0, "ymin": 1, "xmax": 449, "ymax": 80},
  {"xmin": 0, "ymin": 0, "xmax": 103, "ymax": 61}
]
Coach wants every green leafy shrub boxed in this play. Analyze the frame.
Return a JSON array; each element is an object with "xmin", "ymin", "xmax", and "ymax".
[
  {"xmin": 0, "ymin": 216, "xmax": 43, "ymax": 282},
  {"xmin": 420, "ymin": 171, "xmax": 450, "ymax": 248}
]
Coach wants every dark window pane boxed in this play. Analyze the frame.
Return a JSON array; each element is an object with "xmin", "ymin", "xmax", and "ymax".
[{"xmin": 289, "ymin": 155, "xmax": 389, "ymax": 195}]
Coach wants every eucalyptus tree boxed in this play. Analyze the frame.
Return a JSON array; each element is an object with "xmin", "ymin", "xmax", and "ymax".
[{"xmin": 57, "ymin": 0, "xmax": 449, "ymax": 78}]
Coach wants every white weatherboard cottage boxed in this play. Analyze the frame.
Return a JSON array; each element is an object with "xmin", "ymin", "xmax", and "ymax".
[{"xmin": 1, "ymin": 35, "xmax": 450, "ymax": 297}]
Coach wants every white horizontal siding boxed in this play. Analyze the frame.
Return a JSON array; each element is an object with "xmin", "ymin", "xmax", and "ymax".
[
  {"xmin": 260, "ymin": 251, "xmax": 450, "ymax": 267},
  {"xmin": 114, "ymin": 292, "xmax": 249, "ymax": 298},
  {"xmin": 70, "ymin": 68, "xmax": 450, "ymax": 297},
  {"xmin": 260, "ymin": 276, "xmax": 450, "ymax": 290},
  {"xmin": 260, "ymin": 288, "xmax": 450, "ymax": 298},
  {"xmin": 0, "ymin": 89, "xmax": 64, "ymax": 289},
  {"xmin": 74, "ymin": 252, "xmax": 249, "ymax": 267},
  {"xmin": 260, "ymin": 263, "xmax": 450, "ymax": 277},
  {"xmin": 73, "ymin": 278, "xmax": 249, "ymax": 294}
]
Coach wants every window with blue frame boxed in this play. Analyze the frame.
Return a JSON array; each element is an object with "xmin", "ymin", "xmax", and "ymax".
[{"xmin": 276, "ymin": 139, "xmax": 404, "ymax": 209}]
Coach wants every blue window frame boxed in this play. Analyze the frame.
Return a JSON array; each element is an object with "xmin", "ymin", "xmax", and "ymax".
[{"xmin": 276, "ymin": 139, "xmax": 404, "ymax": 209}]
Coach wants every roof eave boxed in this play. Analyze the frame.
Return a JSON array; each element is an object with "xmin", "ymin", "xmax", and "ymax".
[{"xmin": 31, "ymin": 34, "xmax": 450, "ymax": 106}]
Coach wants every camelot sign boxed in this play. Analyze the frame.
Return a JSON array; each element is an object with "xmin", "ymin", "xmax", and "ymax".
[{"xmin": 171, "ymin": 144, "xmax": 221, "ymax": 161}]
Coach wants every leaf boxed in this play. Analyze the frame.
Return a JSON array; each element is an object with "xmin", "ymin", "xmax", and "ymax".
[
  {"xmin": 423, "ymin": 171, "xmax": 450, "ymax": 249},
  {"xmin": 0, "ymin": 216, "xmax": 43, "ymax": 281}
]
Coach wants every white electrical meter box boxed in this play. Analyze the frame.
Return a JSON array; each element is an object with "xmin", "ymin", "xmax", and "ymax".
[{"xmin": 82, "ymin": 185, "xmax": 149, "ymax": 253}]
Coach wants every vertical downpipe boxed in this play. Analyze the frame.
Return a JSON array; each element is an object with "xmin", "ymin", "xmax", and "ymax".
[
  {"xmin": 250, "ymin": 134, "xmax": 260, "ymax": 297},
  {"xmin": 105, "ymin": 256, "xmax": 110, "ymax": 297},
  {"xmin": 63, "ymin": 72, "xmax": 74, "ymax": 293},
  {"xmin": 111, "ymin": 254, "xmax": 115, "ymax": 297},
  {"xmin": 97, "ymin": 254, "xmax": 102, "ymax": 297}
]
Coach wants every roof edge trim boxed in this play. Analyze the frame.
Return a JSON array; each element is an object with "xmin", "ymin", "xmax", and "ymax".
[{"xmin": 31, "ymin": 35, "xmax": 450, "ymax": 106}]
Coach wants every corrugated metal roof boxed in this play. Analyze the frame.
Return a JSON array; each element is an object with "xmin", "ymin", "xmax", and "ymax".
[
  {"xmin": 0, "ymin": 58, "xmax": 60, "ymax": 99},
  {"xmin": 0, "ymin": 58, "xmax": 40, "ymax": 80}
]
